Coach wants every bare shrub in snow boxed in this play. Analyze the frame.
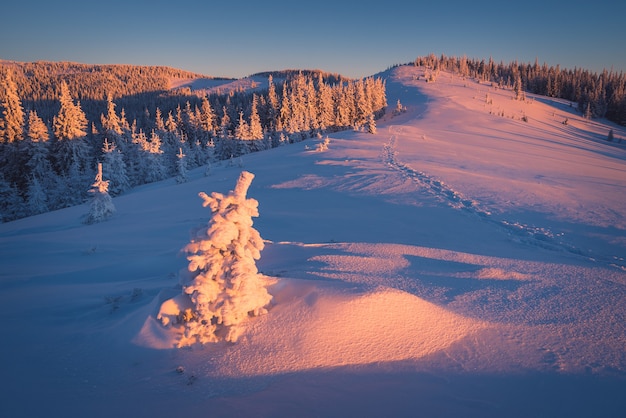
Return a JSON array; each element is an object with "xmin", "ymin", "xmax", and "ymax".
[{"xmin": 158, "ymin": 171, "xmax": 272, "ymax": 345}]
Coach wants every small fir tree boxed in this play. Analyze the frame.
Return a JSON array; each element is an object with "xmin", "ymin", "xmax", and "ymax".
[
  {"xmin": 158, "ymin": 171, "xmax": 272, "ymax": 345},
  {"xmin": 514, "ymin": 74, "xmax": 525, "ymax": 101},
  {"xmin": 84, "ymin": 163, "xmax": 115, "ymax": 224},
  {"xmin": 175, "ymin": 147, "xmax": 188, "ymax": 183},
  {"xmin": 26, "ymin": 175, "xmax": 49, "ymax": 216}
]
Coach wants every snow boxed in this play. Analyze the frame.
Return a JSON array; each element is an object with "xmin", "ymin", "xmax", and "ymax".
[
  {"xmin": 2, "ymin": 65, "xmax": 626, "ymax": 417},
  {"xmin": 169, "ymin": 75, "xmax": 273, "ymax": 95}
]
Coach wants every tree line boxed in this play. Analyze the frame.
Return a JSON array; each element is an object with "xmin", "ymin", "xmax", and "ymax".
[
  {"xmin": 0, "ymin": 62, "xmax": 387, "ymax": 222},
  {"xmin": 410, "ymin": 54, "xmax": 626, "ymax": 124}
]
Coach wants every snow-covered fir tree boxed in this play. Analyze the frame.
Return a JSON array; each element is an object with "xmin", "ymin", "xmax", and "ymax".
[
  {"xmin": 514, "ymin": 74, "xmax": 525, "ymax": 101},
  {"xmin": 101, "ymin": 139, "xmax": 130, "ymax": 196},
  {"xmin": 53, "ymin": 81, "xmax": 88, "ymax": 143},
  {"xmin": 0, "ymin": 70, "xmax": 26, "ymax": 194},
  {"xmin": 0, "ymin": 69, "xmax": 25, "ymax": 144},
  {"xmin": 159, "ymin": 171, "xmax": 272, "ymax": 345},
  {"xmin": 235, "ymin": 111, "xmax": 250, "ymax": 140},
  {"xmin": 84, "ymin": 163, "xmax": 115, "ymax": 224},
  {"xmin": 175, "ymin": 147, "xmax": 188, "ymax": 183},
  {"xmin": 26, "ymin": 110, "xmax": 49, "ymax": 143},
  {"xmin": 26, "ymin": 175, "xmax": 49, "ymax": 216},
  {"xmin": 100, "ymin": 94, "xmax": 123, "ymax": 140},
  {"xmin": 51, "ymin": 81, "xmax": 91, "ymax": 205},
  {"xmin": 0, "ymin": 172, "xmax": 25, "ymax": 222},
  {"xmin": 248, "ymin": 94, "xmax": 264, "ymax": 140},
  {"xmin": 0, "ymin": 67, "xmax": 389, "ymax": 221},
  {"xmin": 136, "ymin": 130, "xmax": 168, "ymax": 184},
  {"xmin": 367, "ymin": 113, "xmax": 377, "ymax": 134}
]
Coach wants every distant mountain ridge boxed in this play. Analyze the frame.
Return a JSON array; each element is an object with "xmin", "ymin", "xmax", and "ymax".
[{"xmin": 0, "ymin": 60, "xmax": 225, "ymax": 102}]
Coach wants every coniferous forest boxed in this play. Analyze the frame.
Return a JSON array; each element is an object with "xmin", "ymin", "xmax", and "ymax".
[
  {"xmin": 2, "ymin": 54, "xmax": 625, "ymax": 222},
  {"xmin": 0, "ymin": 61, "xmax": 387, "ymax": 221},
  {"xmin": 410, "ymin": 54, "xmax": 626, "ymax": 123}
]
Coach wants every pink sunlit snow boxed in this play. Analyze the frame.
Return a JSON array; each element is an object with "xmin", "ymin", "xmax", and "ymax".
[{"xmin": 1, "ymin": 65, "xmax": 625, "ymax": 418}]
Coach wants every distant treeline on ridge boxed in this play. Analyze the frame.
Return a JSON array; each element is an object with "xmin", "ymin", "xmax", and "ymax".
[{"xmin": 408, "ymin": 54, "xmax": 626, "ymax": 124}]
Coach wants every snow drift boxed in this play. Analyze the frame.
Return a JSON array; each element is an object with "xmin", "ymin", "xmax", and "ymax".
[{"xmin": 1, "ymin": 65, "xmax": 625, "ymax": 418}]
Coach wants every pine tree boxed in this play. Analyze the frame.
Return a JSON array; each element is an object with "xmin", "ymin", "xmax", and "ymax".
[
  {"xmin": 158, "ymin": 171, "xmax": 272, "ymax": 345},
  {"xmin": 514, "ymin": 74, "xmax": 525, "ymax": 101},
  {"xmin": 367, "ymin": 113, "xmax": 377, "ymax": 134},
  {"xmin": 248, "ymin": 95, "xmax": 264, "ymax": 140},
  {"xmin": 26, "ymin": 175, "xmax": 49, "ymax": 216},
  {"xmin": 354, "ymin": 79, "xmax": 371, "ymax": 129},
  {"xmin": 235, "ymin": 111, "xmax": 250, "ymax": 140},
  {"xmin": 144, "ymin": 130, "xmax": 167, "ymax": 183},
  {"xmin": 26, "ymin": 110, "xmax": 49, "ymax": 143},
  {"xmin": 0, "ymin": 172, "xmax": 24, "ymax": 222},
  {"xmin": 0, "ymin": 69, "xmax": 25, "ymax": 144},
  {"xmin": 84, "ymin": 162, "xmax": 115, "ymax": 224},
  {"xmin": 101, "ymin": 139, "xmax": 130, "ymax": 196},
  {"xmin": 52, "ymin": 81, "xmax": 90, "ymax": 182},
  {"xmin": 266, "ymin": 74, "xmax": 279, "ymax": 132},
  {"xmin": 154, "ymin": 107, "xmax": 165, "ymax": 132},
  {"xmin": 317, "ymin": 74, "xmax": 334, "ymax": 131},
  {"xmin": 198, "ymin": 96, "xmax": 216, "ymax": 139},
  {"xmin": 100, "ymin": 93, "xmax": 122, "ymax": 138},
  {"xmin": 0, "ymin": 70, "xmax": 26, "ymax": 192},
  {"xmin": 165, "ymin": 111, "xmax": 177, "ymax": 133},
  {"xmin": 176, "ymin": 147, "xmax": 188, "ymax": 183},
  {"xmin": 53, "ymin": 81, "xmax": 88, "ymax": 142},
  {"xmin": 585, "ymin": 102, "xmax": 593, "ymax": 119}
]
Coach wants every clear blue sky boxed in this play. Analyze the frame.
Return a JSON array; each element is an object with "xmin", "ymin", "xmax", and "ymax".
[{"xmin": 1, "ymin": 0, "xmax": 624, "ymax": 79}]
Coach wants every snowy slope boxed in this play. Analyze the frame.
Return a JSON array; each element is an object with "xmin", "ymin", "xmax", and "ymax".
[
  {"xmin": 169, "ymin": 75, "xmax": 276, "ymax": 95},
  {"xmin": 1, "ymin": 65, "xmax": 625, "ymax": 418}
]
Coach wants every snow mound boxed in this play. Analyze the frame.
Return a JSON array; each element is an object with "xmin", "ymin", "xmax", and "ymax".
[{"xmin": 204, "ymin": 279, "xmax": 488, "ymax": 377}]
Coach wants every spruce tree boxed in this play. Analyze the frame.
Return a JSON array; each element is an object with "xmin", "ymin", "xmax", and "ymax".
[
  {"xmin": 26, "ymin": 175, "xmax": 49, "ymax": 216},
  {"xmin": 235, "ymin": 111, "xmax": 250, "ymax": 140},
  {"xmin": 266, "ymin": 75, "xmax": 279, "ymax": 131},
  {"xmin": 53, "ymin": 81, "xmax": 88, "ymax": 142},
  {"xmin": 0, "ymin": 173, "xmax": 24, "ymax": 222},
  {"xmin": 0, "ymin": 70, "xmax": 25, "ymax": 144},
  {"xmin": 100, "ymin": 93, "xmax": 123, "ymax": 138},
  {"xmin": 248, "ymin": 95, "xmax": 264, "ymax": 140},
  {"xmin": 175, "ymin": 147, "xmax": 188, "ymax": 183},
  {"xmin": 0, "ymin": 70, "xmax": 26, "ymax": 191},
  {"xmin": 367, "ymin": 113, "xmax": 377, "ymax": 134},
  {"xmin": 84, "ymin": 162, "xmax": 115, "ymax": 224},
  {"xmin": 26, "ymin": 110, "xmax": 49, "ymax": 143},
  {"xmin": 52, "ymin": 81, "xmax": 90, "ymax": 182},
  {"xmin": 198, "ymin": 96, "xmax": 216, "ymax": 139},
  {"xmin": 144, "ymin": 130, "xmax": 167, "ymax": 183},
  {"xmin": 101, "ymin": 139, "xmax": 130, "ymax": 196},
  {"xmin": 159, "ymin": 171, "xmax": 272, "ymax": 345}
]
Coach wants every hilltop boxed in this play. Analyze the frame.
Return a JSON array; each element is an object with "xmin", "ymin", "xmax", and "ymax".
[{"xmin": 1, "ymin": 65, "xmax": 625, "ymax": 417}]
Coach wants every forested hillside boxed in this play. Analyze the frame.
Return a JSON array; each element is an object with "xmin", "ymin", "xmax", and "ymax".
[
  {"xmin": 0, "ymin": 60, "xmax": 229, "ymax": 125},
  {"xmin": 3, "ymin": 55, "xmax": 623, "ymax": 224},
  {"xmin": 0, "ymin": 61, "xmax": 387, "ymax": 222},
  {"xmin": 410, "ymin": 54, "xmax": 626, "ymax": 124}
]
